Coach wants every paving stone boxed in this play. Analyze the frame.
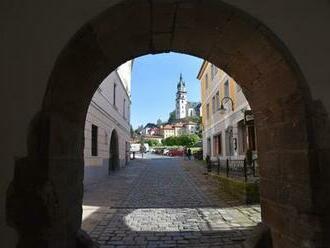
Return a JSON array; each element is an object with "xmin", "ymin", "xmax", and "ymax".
[{"xmin": 82, "ymin": 156, "xmax": 261, "ymax": 247}]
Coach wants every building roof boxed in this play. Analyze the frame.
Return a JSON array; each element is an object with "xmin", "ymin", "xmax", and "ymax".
[
  {"xmin": 173, "ymin": 123, "xmax": 184, "ymax": 128},
  {"xmin": 177, "ymin": 73, "xmax": 186, "ymax": 91},
  {"xmin": 187, "ymin": 101, "xmax": 200, "ymax": 109},
  {"xmin": 185, "ymin": 121, "xmax": 197, "ymax": 125},
  {"xmin": 144, "ymin": 123, "xmax": 158, "ymax": 129},
  {"xmin": 161, "ymin": 124, "xmax": 174, "ymax": 130}
]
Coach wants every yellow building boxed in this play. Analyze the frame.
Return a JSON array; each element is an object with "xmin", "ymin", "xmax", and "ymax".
[
  {"xmin": 159, "ymin": 124, "xmax": 176, "ymax": 139},
  {"xmin": 197, "ymin": 61, "xmax": 257, "ymax": 160}
]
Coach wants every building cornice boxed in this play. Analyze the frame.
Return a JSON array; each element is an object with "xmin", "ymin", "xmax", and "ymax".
[
  {"xmin": 197, "ymin": 60, "xmax": 209, "ymax": 79},
  {"xmin": 115, "ymin": 69, "xmax": 131, "ymax": 101}
]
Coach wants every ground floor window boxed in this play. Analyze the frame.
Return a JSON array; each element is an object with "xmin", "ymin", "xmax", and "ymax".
[{"xmin": 213, "ymin": 133, "xmax": 222, "ymax": 156}]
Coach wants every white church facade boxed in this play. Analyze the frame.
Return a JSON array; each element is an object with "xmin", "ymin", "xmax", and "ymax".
[{"xmin": 175, "ymin": 74, "xmax": 201, "ymax": 120}]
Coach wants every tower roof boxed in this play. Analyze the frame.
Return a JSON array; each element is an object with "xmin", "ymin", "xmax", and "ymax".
[{"xmin": 177, "ymin": 73, "xmax": 186, "ymax": 91}]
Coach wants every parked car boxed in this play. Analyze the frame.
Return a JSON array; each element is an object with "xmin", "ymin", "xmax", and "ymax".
[
  {"xmin": 168, "ymin": 149, "xmax": 184, "ymax": 157},
  {"xmin": 163, "ymin": 149, "xmax": 170, "ymax": 155}
]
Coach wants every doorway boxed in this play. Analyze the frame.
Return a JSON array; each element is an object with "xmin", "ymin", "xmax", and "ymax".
[{"xmin": 109, "ymin": 129, "xmax": 119, "ymax": 174}]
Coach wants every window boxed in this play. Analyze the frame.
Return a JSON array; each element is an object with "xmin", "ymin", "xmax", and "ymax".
[
  {"xmin": 128, "ymin": 105, "xmax": 130, "ymax": 122},
  {"xmin": 206, "ymin": 103, "xmax": 210, "ymax": 120},
  {"xmin": 205, "ymin": 74, "xmax": 208, "ymax": 89},
  {"xmin": 211, "ymin": 64, "xmax": 218, "ymax": 80},
  {"xmin": 213, "ymin": 133, "xmax": 222, "ymax": 156},
  {"xmin": 216, "ymin": 91, "xmax": 220, "ymax": 110},
  {"xmin": 224, "ymin": 80, "xmax": 229, "ymax": 98},
  {"xmin": 238, "ymin": 120, "xmax": 247, "ymax": 155},
  {"xmin": 123, "ymin": 98, "xmax": 126, "ymax": 118},
  {"xmin": 113, "ymin": 83, "xmax": 117, "ymax": 106},
  {"xmin": 212, "ymin": 96, "xmax": 215, "ymax": 113},
  {"xmin": 91, "ymin": 125, "xmax": 98, "ymax": 156}
]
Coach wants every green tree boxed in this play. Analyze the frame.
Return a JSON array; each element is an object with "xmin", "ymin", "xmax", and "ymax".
[
  {"xmin": 130, "ymin": 124, "xmax": 135, "ymax": 138},
  {"xmin": 179, "ymin": 134, "xmax": 200, "ymax": 147},
  {"xmin": 156, "ymin": 118, "xmax": 163, "ymax": 126},
  {"xmin": 146, "ymin": 139, "xmax": 160, "ymax": 147},
  {"xmin": 168, "ymin": 111, "xmax": 176, "ymax": 123},
  {"xmin": 135, "ymin": 125, "xmax": 144, "ymax": 134},
  {"xmin": 161, "ymin": 134, "xmax": 200, "ymax": 147}
]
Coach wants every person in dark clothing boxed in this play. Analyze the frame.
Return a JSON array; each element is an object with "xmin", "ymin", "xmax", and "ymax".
[{"xmin": 187, "ymin": 148, "xmax": 192, "ymax": 160}]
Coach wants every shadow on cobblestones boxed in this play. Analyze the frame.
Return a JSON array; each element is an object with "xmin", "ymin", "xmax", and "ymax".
[
  {"xmin": 82, "ymin": 155, "xmax": 261, "ymax": 247},
  {"xmin": 84, "ymin": 206, "xmax": 259, "ymax": 247}
]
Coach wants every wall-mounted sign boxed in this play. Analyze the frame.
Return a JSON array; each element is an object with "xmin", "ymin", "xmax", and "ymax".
[{"xmin": 244, "ymin": 110, "xmax": 254, "ymax": 126}]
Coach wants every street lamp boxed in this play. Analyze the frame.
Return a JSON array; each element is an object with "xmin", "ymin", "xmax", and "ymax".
[{"xmin": 218, "ymin": 96, "xmax": 234, "ymax": 114}]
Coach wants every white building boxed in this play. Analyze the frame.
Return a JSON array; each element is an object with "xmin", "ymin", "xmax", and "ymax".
[
  {"xmin": 175, "ymin": 74, "xmax": 200, "ymax": 120},
  {"xmin": 185, "ymin": 121, "xmax": 198, "ymax": 134},
  {"xmin": 140, "ymin": 123, "xmax": 158, "ymax": 136},
  {"xmin": 84, "ymin": 61, "xmax": 133, "ymax": 186}
]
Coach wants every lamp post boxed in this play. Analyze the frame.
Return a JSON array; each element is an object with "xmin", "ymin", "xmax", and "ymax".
[{"xmin": 218, "ymin": 96, "xmax": 234, "ymax": 114}]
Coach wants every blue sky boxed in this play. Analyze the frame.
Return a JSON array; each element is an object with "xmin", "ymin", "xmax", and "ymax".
[{"xmin": 130, "ymin": 52, "xmax": 203, "ymax": 129}]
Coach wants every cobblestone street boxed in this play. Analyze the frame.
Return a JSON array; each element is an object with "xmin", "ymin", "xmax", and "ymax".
[{"xmin": 82, "ymin": 155, "xmax": 261, "ymax": 247}]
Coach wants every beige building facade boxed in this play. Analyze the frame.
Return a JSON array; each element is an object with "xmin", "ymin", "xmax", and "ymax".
[
  {"xmin": 84, "ymin": 61, "xmax": 132, "ymax": 186},
  {"xmin": 198, "ymin": 61, "xmax": 257, "ymax": 161}
]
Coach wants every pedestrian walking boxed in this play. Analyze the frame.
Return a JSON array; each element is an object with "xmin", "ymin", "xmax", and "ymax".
[
  {"xmin": 184, "ymin": 147, "xmax": 188, "ymax": 160},
  {"xmin": 187, "ymin": 148, "xmax": 192, "ymax": 160},
  {"xmin": 140, "ymin": 144, "xmax": 146, "ymax": 158}
]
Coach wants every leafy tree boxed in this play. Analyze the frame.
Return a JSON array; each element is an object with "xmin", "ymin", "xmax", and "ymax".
[
  {"xmin": 161, "ymin": 134, "xmax": 200, "ymax": 147},
  {"xmin": 130, "ymin": 125, "xmax": 135, "ymax": 138},
  {"xmin": 180, "ymin": 134, "xmax": 200, "ymax": 147},
  {"xmin": 135, "ymin": 125, "xmax": 144, "ymax": 134},
  {"xmin": 156, "ymin": 118, "xmax": 163, "ymax": 126},
  {"xmin": 168, "ymin": 111, "xmax": 176, "ymax": 123},
  {"xmin": 182, "ymin": 116, "xmax": 201, "ymax": 124},
  {"xmin": 146, "ymin": 139, "xmax": 160, "ymax": 147}
]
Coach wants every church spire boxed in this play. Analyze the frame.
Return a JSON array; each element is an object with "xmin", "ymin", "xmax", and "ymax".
[{"xmin": 177, "ymin": 73, "xmax": 186, "ymax": 91}]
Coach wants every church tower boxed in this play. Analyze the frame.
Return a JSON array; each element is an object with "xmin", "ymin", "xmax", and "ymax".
[{"xmin": 176, "ymin": 74, "xmax": 187, "ymax": 119}]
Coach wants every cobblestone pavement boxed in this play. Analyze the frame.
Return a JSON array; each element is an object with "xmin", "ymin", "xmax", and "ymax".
[{"xmin": 82, "ymin": 155, "xmax": 261, "ymax": 247}]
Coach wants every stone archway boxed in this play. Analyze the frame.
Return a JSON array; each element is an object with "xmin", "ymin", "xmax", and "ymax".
[
  {"xmin": 109, "ymin": 129, "xmax": 119, "ymax": 174},
  {"xmin": 6, "ymin": 0, "xmax": 328, "ymax": 247}
]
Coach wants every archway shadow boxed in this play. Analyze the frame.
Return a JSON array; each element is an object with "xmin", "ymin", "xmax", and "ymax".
[{"xmin": 82, "ymin": 159, "xmax": 263, "ymax": 247}]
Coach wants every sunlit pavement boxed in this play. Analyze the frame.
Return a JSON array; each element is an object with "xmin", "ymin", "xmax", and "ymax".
[{"xmin": 82, "ymin": 155, "xmax": 261, "ymax": 247}]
